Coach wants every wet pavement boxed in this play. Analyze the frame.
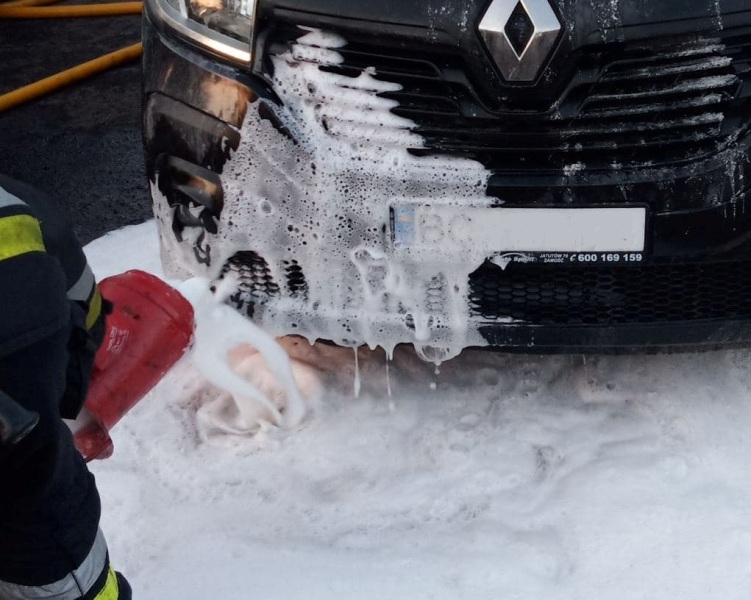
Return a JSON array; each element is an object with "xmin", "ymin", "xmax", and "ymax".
[{"xmin": 0, "ymin": 3, "xmax": 149, "ymax": 244}]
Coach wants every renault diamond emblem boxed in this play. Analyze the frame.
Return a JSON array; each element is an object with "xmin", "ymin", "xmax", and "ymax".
[{"xmin": 479, "ymin": 0, "xmax": 562, "ymax": 82}]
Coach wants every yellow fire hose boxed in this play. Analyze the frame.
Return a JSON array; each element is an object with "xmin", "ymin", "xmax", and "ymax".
[
  {"xmin": 0, "ymin": 43, "xmax": 143, "ymax": 112},
  {"xmin": 2, "ymin": 0, "xmax": 64, "ymax": 7},
  {"xmin": 0, "ymin": 2, "xmax": 143, "ymax": 113},
  {"xmin": 0, "ymin": 2, "xmax": 142, "ymax": 17}
]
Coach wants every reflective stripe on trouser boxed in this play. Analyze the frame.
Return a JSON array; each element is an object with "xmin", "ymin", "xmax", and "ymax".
[{"xmin": 0, "ymin": 529, "xmax": 108, "ymax": 600}]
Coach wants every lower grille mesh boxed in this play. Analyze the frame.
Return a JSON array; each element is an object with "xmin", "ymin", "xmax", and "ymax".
[
  {"xmin": 468, "ymin": 260, "xmax": 751, "ymax": 325},
  {"xmin": 220, "ymin": 251, "xmax": 279, "ymax": 317}
]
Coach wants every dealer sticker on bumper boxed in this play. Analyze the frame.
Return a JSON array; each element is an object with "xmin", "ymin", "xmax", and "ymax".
[{"xmin": 391, "ymin": 205, "xmax": 647, "ymax": 258}]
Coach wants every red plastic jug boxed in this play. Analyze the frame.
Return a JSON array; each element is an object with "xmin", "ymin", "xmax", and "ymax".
[{"xmin": 73, "ymin": 270, "xmax": 194, "ymax": 461}]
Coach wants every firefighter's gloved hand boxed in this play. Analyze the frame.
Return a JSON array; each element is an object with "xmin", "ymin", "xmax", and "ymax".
[{"xmin": 0, "ymin": 390, "xmax": 38, "ymax": 452}]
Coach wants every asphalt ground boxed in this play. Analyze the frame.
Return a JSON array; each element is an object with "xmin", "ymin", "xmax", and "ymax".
[{"xmin": 0, "ymin": 3, "xmax": 148, "ymax": 244}]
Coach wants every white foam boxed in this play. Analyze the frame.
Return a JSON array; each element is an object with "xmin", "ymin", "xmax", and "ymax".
[
  {"xmin": 178, "ymin": 276, "xmax": 308, "ymax": 435},
  {"xmin": 154, "ymin": 28, "xmax": 493, "ymax": 364},
  {"xmin": 84, "ymin": 220, "xmax": 751, "ymax": 600}
]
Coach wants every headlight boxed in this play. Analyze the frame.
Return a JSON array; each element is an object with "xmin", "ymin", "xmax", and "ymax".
[{"xmin": 147, "ymin": 0, "xmax": 256, "ymax": 64}]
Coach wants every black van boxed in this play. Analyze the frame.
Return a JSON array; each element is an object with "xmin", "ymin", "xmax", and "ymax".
[{"xmin": 143, "ymin": 0, "xmax": 751, "ymax": 360}]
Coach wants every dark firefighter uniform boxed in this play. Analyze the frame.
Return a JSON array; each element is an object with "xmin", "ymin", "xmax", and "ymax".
[{"xmin": 0, "ymin": 175, "xmax": 131, "ymax": 600}]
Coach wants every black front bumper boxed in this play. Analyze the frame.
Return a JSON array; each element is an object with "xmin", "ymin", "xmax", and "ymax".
[{"xmin": 142, "ymin": 14, "xmax": 751, "ymax": 353}]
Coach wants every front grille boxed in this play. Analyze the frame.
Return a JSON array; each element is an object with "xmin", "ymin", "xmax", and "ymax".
[
  {"xmin": 268, "ymin": 27, "xmax": 751, "ymax": 172},
  {"xmin": 468, "ymin": 260, "xmax": 751, "ymax": 325}
]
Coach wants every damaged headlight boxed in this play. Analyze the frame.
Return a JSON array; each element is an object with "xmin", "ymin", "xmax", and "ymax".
[{"xmin": 146, "ymin": 0, "xmax": 256, "ymax": 64}]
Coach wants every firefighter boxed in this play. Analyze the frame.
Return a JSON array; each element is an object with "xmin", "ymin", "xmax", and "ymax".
[{"xmin": 0, "ymin": 175, "xmax": 131, "ymax": 600}]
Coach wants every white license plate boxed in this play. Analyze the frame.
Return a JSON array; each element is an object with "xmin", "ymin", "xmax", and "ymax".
[{"xmin": 392, "ymin": 205, "xmax": 647, "ymax": 253}]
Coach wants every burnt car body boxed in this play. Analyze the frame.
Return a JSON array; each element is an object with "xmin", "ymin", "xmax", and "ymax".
[{"xmin": 142, "ymin": 0, "xmax": 751, "ymax": 361}]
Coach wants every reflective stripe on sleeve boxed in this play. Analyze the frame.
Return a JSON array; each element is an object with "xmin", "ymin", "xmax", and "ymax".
[
  {"xmin": 68, "ymin": 264, "xmax": 96, "ymax": 303},
  {"xmin": 0, "ymin": 529, "xmax": 108, "ymax": 600},
  {"xmin": 68, "ymin": 264, "xmax": 103, "ymax": 331},
  {"xmin": 0, "ymin": 188, "xmax": 27, "ymax": 209},
  {"xmin": 0, "ymin": 214, "xmax": 45, "ymax": 260},
  {"xmin": 85, "ymin": 286, "xmax": 103, "ymax": 331}
]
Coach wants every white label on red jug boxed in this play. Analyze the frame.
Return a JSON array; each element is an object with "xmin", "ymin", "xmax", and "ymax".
[{"xmin": 107, "ymin": 327, "xmax": 130, "ymax": 355}]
